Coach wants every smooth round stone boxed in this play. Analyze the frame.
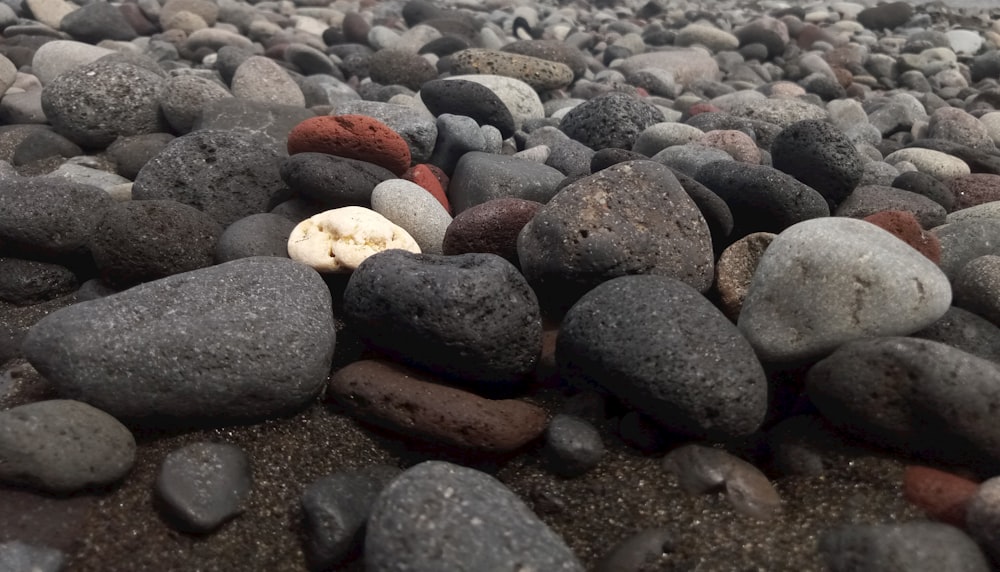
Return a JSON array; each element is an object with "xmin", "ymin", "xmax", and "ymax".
[
  {"xmin": 0, "ymin": 541, "xmax": 64, "ymax": 572},
  {"xmin": 653, "ymin": 143, "xmax": 734, "ymax": 177},
  {"xmin": 22, "ymin": 257, "xmax": 336, "ymax": 423},
  {"xmin": 440, "ymin": 74, "xmax": 543, "ymax": 131},
  {"xmin": 280, "ymin": 152, "xmax": 395, "ymax": 209},
  {"xmin": 133, "ymin": 130, "xmax": 289, "ymax": 227},
  {"xmin": 365, "ymin": 461, "xmax": 583, "ymax": 572},
  {"xmin": 662, "ymin": 444, "xmax": 782, "ymax": 519},
  {"xmin": 156, "ymin": 442, "xmax": 251, "ymax": 533},
  {"xmin": 698, "ymin": 130, "xmax": 760, "ymax": 164},
  {"xmin": 544, "ymin": 414, "xmax": 605, "ymax": 477},
  {"xmin": 0, "ymin": 257, "xmax": 77, "ymax": 305},
  {"xmin": 738, "ymin": 217, "xmax": 952, "ymax": 364},
  {"xmin": 402, "ymin": 164, "xmax": 450, "ymax": 212},
  {"xmin": 893, "ymin": 170, "xmax": 956, "ymax": 211},
  {"xmin": 449, "ymin": 48, "xmax": 573, "ymax": 91},
  {"xmin": 500, "ymin": 39, "xmax": 588, "ymax": 79},
  {"xmin": 935, "ymin": 219, "xmax": 1000, "ymax": 280},
  {"xmin": 46, "ymin": 163, "xmax": 131, "ymax": 194},
  {"xmin": 558, "ymin": 275, "xmax": 767, "ymax": 440},
  {"xmin": 594, "ymin": 529, "xmax": 674, "ymax": 572},
  {"xmin": 675, "ymin": 23, "xmax": 739, "ymax": 52},
  {"xmin": 866, "ymin": 94, "xmax": 928, "ymax": 137},
  {"xmin": 420, "ymin": 78, "xmax": 515, "ymax": 139},
  {"xmin": 184, "ymin": 28, "xmax": 256, "ymax": 54},
  {"xmin": 328, "ymin": 359, "xmax": 547, "ymax": 452},
  {"xmin": 230, "ymin": 55, "xmax": 305, "ymax": 107},
  {"xmin": 631, "ymin": 122, "xmax": 704, "ymax": 157},
  {"xmin": 857, "ymin": 1, "xmax": 913, "ymax": 30},
  {"xmin": 371, "ymin": 178, "xmax": 452, "ymax": 255},
  {"xmin": 560, "ymin": 91, "xmax": 665, "ymax": 151},
  {"xmin": 954, "ymin": 255, "xmax": 1000, "ymax": 327},
  {"xmin": 0, "ymin": 399, "xmax": 135, "ymax": 493},
  {"xmin": 903, "ymin": 465, "xmax": 979, "ymax": 527},
  {"xmin": 948, "ymin": 201, "xmax": 1000, "ymax": 225},
  {"xmin": 734, "ymin": 16, "xmax": 789, "ymax": 58},
  {"xmin": 284, "ymin": 43, "xmax": 339, "ymax": 77},
  {"xmin": 368, "ymin": 48, "xmax": 437, "ymax": 91},
  {"xmin": 928, "ymin": 107, "xmax": 995, "ymax": 152},
  {"xmin": 819, "ymin": 522, "xmax": 988, "ymax": 572},
  {"xmin": 913, "ymin": 306, "xmax": 1000, "ymax": 364},
  {"xmin": 161, "ymin": 0, "xmax": 217, "ymax": 26},
  {"xmin": 807, "ymin": 337, "xmax": 1000, "ymax": 471},
  {"xmin": 715, "ymin": 232, "xmax": 776, "ymax": 320},
  {"xmin": 835, "ymin": 185, "xmax": 947, "ymax": 229},
  {"xmin": 442, "ymin": 197, "xmax": 542, "ymax": 266},
  {"xmin": 770, "ymin": 119, "xmax": 863, "ymax": 207},
  {"xmin": 863, "ymin": 211, "xmax": 941, "ymax": 262},
  {"xmin": 615, "ymin": 49, "xmax": 720, "ymax": 89},
  {"xmin": 949, "ymin": 174, "xmax": 1000, "ymax": 211},
  {"xmin": 0, "ymin": 90, "xmax": 45, "ymax": 126},
  {"xmin": 448, "ymin": 151, "xmax": 564, "ymax": 214},
  {"xmin": 40, "ymin": 61, "xmax": 167, "ymax": 149},
  {"xmin": 30, "ymin": 40, "xmax": 114, "ymax": 85},
  {"xmin": 105, "ymin": 133, "xmax": 175, "ymax": 180},
  {"xmin": 0, "ymin": 177, "xmax": 113, "ymax": 257},
  {"xmin": 980, "ymin": 112, "xmax": 1000, "ymax": 147},
  {"xmin": 301, "ymin": 465, "xmax": 401, "ymax": 571},
  {"xmin": 287, "ymin": 114, "xmax": 411, "ymax": 176},
  {"xmin": 428, "ymin": 114, "xmax": 501, "ymax": 175},
  {"xmin": 885, "ymin": 148, "xmax": 971, "ymax": 179},
  {"xmin": 343, "ymin": 250, "xmax": 542, "ymax": 388},
  {"xmin": 60, "ymin": 0, "xmax": 136, "ymax": 43},
  {"xmin": 330, "ymin": 100, "xmax": 436, "ymax": 165},
  {"xmin": 159, "ymin": 75, "xmax": 231, "ymax": 134},
  {"xmin": 727, "ymin": 96, "xmax": 828, "ymax": 127},
  {"xmin": 214, "ymin": 213, "xmax": 294, "ymax": 263},
  {"xmin": 88, "ymin": 199, "xmax": 221, "ymax": 288},
  {"xmin": 193, "ymin": 98, "xmax": 315, "ymax": 154},
  {"xmin": 287, "ymin": 207, "xmax": 419, "ymax": 273}
]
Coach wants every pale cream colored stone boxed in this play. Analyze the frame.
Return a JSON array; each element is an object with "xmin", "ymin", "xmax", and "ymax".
[{"xmin": 287, "ymin": 207, "xmax": 420, "ymax": 273}]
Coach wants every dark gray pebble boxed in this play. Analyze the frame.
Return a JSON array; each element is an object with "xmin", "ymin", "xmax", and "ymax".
[
  {"xmin": 819, "ymin": 521, "xmax": 989, "ymax": 572},
  {"xmin": 420, "ymin": 78, "xmax": 515, "ymax": 139},
  {"xmin": 913, "ymin": 305, "xmax": 1000, "ymax": 364},
  {"xmin": 593, "ymin": 528, "xmax": 674, "ymax": 572},
  {"xmin": 279, "ymin": 152, "xmax": 395, "ymax": 209},
  {"xmin": 0, "ymin": 257, "xmax": 77, "ymax": 305},
  {"xmin": 560, "ymin": 91, "xmax": 664, "ymax": 151},
  {"xmin": 214, "ymin": 213, "xmax": 295, "ymax": 263},
  {"xmin": 156, "ymin": 442, "xmax": 252, "ymax": 533},
  {"xmin": 770, "ymin": 119, "xmax": 863, "ymax": 208},
  {"xmin": 544, "ymin": 414, "xmax": 605, "ymax": 477}
]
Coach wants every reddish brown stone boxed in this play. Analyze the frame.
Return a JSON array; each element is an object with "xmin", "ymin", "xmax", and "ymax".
[
  {"xmin": 287, "ymin": 115, "xmax": 412, "ymax": 175},
  {"xmin": 714, "ymin": 232, "xmax": 775, "ymax": 321},
  {"xmin": 948, "ymin": 173, "xmax": 1000, "ymax": 211},
  {"xmin": 441, "ymin": 197, "xmax": 542, "ymax": 266},
  {"xmin": 903, "ymin": 465, "xmax": 979, "ymax": 527},
  {"xmin": 685, "ymin": 102, "xmax": 722, "ymax": 118},
  {"xmin": 403, "ymin": 164, "xmax": 451, "ymax": 213},
  {"xmin": 341, "ymin": 12, "xmax": 370, "ymax": 45},
  {"xmin": 423, "ymin": 162, "xmax": 449, "ymax": 190},
  {"xmin": 863, "ymin": 210, "xmax": 941, "ymax": 263},
  {"xmin": 831, "ymin": 66, "xmax": 853, "ymax": 88},
  {"xmin": 326, "ymin": 359, "xmax": 548, "ymax": 453}
]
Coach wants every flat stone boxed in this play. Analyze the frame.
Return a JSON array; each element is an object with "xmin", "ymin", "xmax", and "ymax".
[{"xmin": 155, "ymin": 442, "xmax": 252, "ymax": 533}]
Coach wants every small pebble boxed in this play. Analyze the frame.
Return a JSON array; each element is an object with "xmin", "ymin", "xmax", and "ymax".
[{"xmin": 155, "ymin": 442, "xmax": 252, "ymax": 533}]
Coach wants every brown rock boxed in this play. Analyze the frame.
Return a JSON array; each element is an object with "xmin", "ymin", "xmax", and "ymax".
[
  {"xmin": 662, "ymin": 443, "xmax": 782, "ymax": 519},
  {"xmin": 341, "ymin": 12, "xmax": 370, "ymax": 45},
  {"xmin": 441, "ymin": 197, "xmax": 542, "ymax": 266},
  {"xmin": 903, "ymin": 465, "xmax": 978, "ymax": 527},
  {"xmin": 287, "ymin": 115, "xmax": 412, "ymax": 175},
  {"xmin": 863, "ymin": 210, "xmax": 941, "ymax": 263},
  {"xmin": 949, "ymin": 174, "xmax": 1000, "ymax": 211},
  {"xmin": 326, "ymin": 359, "xmax": 548, "ymax": 453},
  {"xmin": 714, "ymin": 232, "xmax": 776, "ymax": 321}
]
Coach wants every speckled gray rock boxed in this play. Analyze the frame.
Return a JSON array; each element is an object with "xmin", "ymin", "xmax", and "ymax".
[
  {"xmin": 343, "ymin": 250, "xmax": 541, "ymax": 389},
  {"xmin": 449, "ymin": 48, "xmax": 574, "ymax": 91},
  {"xmin": 819, "ymin": 522, "xmax": 989, "ymax": 572},
  {"xmin": 419, "ymin": 78, "xmax": 515, "ymax": 139},
  {"xmin": 807, "ymin": 337, "xmax": 1000, "ymax": 471},
  {"xmin": 301, "ymin": 465, "xmax": 401, "ymax": 571},
  {"xmin": 365, "ymin": 461, "xmax": 584, "ymax": 572},
  {"xmin": 0, "ymin": 257, "xmax": 77, "ymax": 305},
  {"xmin": 368, "ymin": 49, "xmax": 437, "ymax": 91},
  {"xmin": 913, "ymin": 306, "xmax": 1000, "ymax": 364},
  {"xmin": 279, "ymin": 152, "xmax": 395, "ymax": 209},
  {"xmin": 593, "ymin": 529, "xmax": 675, "ymax": 572},
  {"xmin": 30, "ymin": 40, "xmax": 114, "ymax": 86},
  {"xmin": 544, "ymin": 414, "xmax": 605, "ymax": 477},
  {"xmin": 60, "ymin": 0, "xmax": 137, "ymax": 43},
  {"xmin": 954, "ymin": 255, "xmax": 1000, "ymax": 327},
  {"xmin": 928, "ymin": 107, "xmax": 996, "ymax": 152},
  {"xmin": 159, "ymin": 75, "xmax": 231, "ymax": 134},
  {"xmin": 40, "ymin": 61, "xmax": 166, "ymax": 149},
  {"xmin": 835, "ymin": 185, "xmax": 948, "ymax": 229},
  {"xmin": 934, "ymin": 219, "xmax": 1000, "ymax": 280},
  {"xmin": 230, "ymin": 56, "xmax": 304, "ymax": 107},
  {"xmin": 0, "ymin": 399, "xmax": 135, "ymax": 493},
  {"xmin": 428, "ymin": 113, "xmax": 500, "ymax": 175},
  {"xmin": 770, "ymin": 119, "xmax": 864, "ymax": 208},
  {"xmin": 651, "ymin": 143, "xmax": 734, "ymax": 177},
  {"xmin": 192, "ymin": 98, "xmax": 315, "ymax": 154},
  {"xmin": 0, "ymin": 177, "xmax": 114, "ymax": 257},
  {"xmin": 558, "ymin": 275, "xmax": 768, "ymax": 440},
  {"xmin": 214, "ymin": 213, "xmax": 295, "ymax": 263},
  {"xmin": 662, "ymin": 444, "xmax": 781, "ymax": 519},
  {"xmin": 559, "ymin": 91, "xmax": 664, "ymax": 151},
  {"xmin": 518, "ymin": 161, "xmax": 714, "ymax": 313},
  {"xmin": 371, "ymin": 178, "xmax": 452, "ymax": 255},
  {"xmin": 22, "ymin": 257, "xmax": 335, "ymax": 424},
  {"xmin": 0, "ymin": 541, "xmax": 64, "ymax": 572},
  {"xmin": 332, "ymin": 100, "xmax": 436, "ymax": 164},
  {"xmin": 739, "ymin": 218, "xmax": 952, "ymax": 364},
  {"xmin": 156, "ymin": 442, "xmax": 252, "ymax": 533},
  {"xmin": 132, "ymin": 130, "xmax": 290, "ymax": 227},
  {"xmin": 106, "ymin": 133, "xmax": 176, "ymax": 180},
  {"xmin": 448, "ymin": 151, "xmax": 564, "ymax": 214}
]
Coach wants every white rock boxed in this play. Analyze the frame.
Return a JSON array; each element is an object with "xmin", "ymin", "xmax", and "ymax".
[{"xmin": 287, "ymin": 207, "xmax": 420, "ymax": 273}]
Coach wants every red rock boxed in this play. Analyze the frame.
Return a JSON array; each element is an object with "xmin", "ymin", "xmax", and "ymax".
[
  {"xmin": 326, "ymin": 359, "xmax": 548, "ymax": 453},
  {"xmin": 441, "ymin": 197, "xmax": 542, "ymax": 266},
  {"xmin": 422, "ymin": 162, "xmax": 449, "ymax": 190},
  {"xmin": 903, "ymin": 465, "xmax": 978, "ymax": 527},
  {"xmin": 685, "ymin": 102, "xmax": 721, "ymax": 118},
  {"xmin": 948, "ymin": 173, "xmax": 1000, "ymax": 211},
  {"xmin": 863, "ymin": 210, "xmax": 941, "ymax": 263},
  {"xmin": 403, "ymin": 164, "xmax": 451, "ymax": 213},
  {"xmin": 287, "ymin": 115, "xmax": 411, "ymax": 175}
]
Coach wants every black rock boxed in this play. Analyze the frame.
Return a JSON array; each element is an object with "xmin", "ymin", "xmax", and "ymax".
[
  {"xmin": 420, "ymin": 79, "xmax": 515, "ymax": 139},
  {"xmin": 0, "ymin": 257, "xmax": 77, "ymax": 305},
  {"xmin": 856, "ymin": 1, "xmax": 915, "ymax": 31},
  {"xmin": 106, "ymin": 133, "xmax": 176, "ymax": 180},
  {"xmin": 10, "ymin": 128, "xmax": 82, "ymax": 166},
  {"xmin": 418, "ymin": 35, "xmax": 472, "ymax": 57},
  {"xmin": 156, "ymin": 442, "xmax": 252, "ymax": 533},
  {"xmin": 215, "ymin": 213, "xmax": 296, "ymax": 263},
  {"xmin": 559, "ymin": 92, "xmax": 664, "ymax": 151},
  {"xmin": 770, "ymin": 119, "xmax": 863, "ymax": 208},
  {"xmin": 279, "ymin": 152, "xmax": 395, "ymax": 209}
]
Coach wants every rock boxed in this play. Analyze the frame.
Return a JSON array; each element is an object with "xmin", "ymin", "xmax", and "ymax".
[
  {"xmin": 698, "ymin": 129, "xmax": 761, "ymax": 164},
  {"xmin": 632, "ymin": 122, "xmax": 704, "ymax": 157},
  {"xmin": 214, "ymin": 213, "xmax": 295, "ymax": 263},
  {"xmin": 370, "ymin": 178, "xmax": 451, "ymax": 255},
  {"xmin": 24, "ymin": 0, "xmax": 76, "ymax": 29},
  {"xmin": 0, "ymin": 257, "xmax": 77, "ymax": 305},
  {"xmin": 885, "ymin": 148, "xmax": 971, "ymax": 180},
  {"xmin": 966, "ymin": 476, "xmax": 1000, "ymax": 562},
  {"xmin": 862, "ymin": 211, "xmax": 941, "ymax": 263},
  {"xmin": 279, "ymin": 152, "xmax": 396, "ymax": 209},
  {"xmin": 0, "ymin": 177, "xmax": 114, "ymax": 257},
  {"xmin": 88, "ymin": 200, "xmax": 222, "ymax": 288},
  {"xmin": 31, "ymin": 41, "xmax": 114, "ymax": 86},
  {"xmin": 593, "ymin": 529, "xmax": 675, "ymax": 572},
  {"xmin": 193, "ymin": 98, "xmax": 315, "ymax": 154},
  {"xmin": 500, "ymin": 39, "xmax": 588, "ymax": 79},
  {"xmin": 893, "ymin": 170, "xmax": 956, "ymax": 212},
  {"xmin": 954, "ymin": 255, "xmax": 1000, "ymax": 327},
  {"xmin": 934, "ymin": 219, "xmax": 1000, "ymax": 280},
  {"xmin": 449, "ymin": 48, "xmax": 573, "ymax": 91},
  {"xmin": 159, "ymin": 75, "xmax": 232, "ymax": 134},
  {"xmin": 949, "ymin": 174, "xmax": 1000, "ymax": 211},
  {"xmin": 105, "ymin": 133, "xmax": 176, "ymax": 180},
  {"xmin": 558, "ymin": 275, "xmax": 768, "ymax": 440},
  {"xmin": 40, "ymin": 61, "xmax": 166, "ymax": 149},
  {"xmin": 287, "ymin": 115, "xmax": 411, "ymax": 175},
  {"xmin": 132, "ymin": 130, "xmax": 289, "ymax": 227},
  {"xmin": 676, "ymin": 24, "xmax": 740, "ymax": 52},
  {"xmin": 155, "ymin": 442, "xmax": 252, "ymax": 533},
  {"xmin": 819, "ymin": 522, "xmax": 989, "ymax": 572},
  {"xmin": 300, "ymin": 465, "xmax": 401, "ymax": 570},
  {"xmin": 22, "ymin": 257, "xmax": 335, "ymax": 424},
  {"xmin": 420, "ymin": 78, "xmax": 515, "ymax": 139},
  {"xmin": 448, "ymin": 151, "xmax": 564, "ymax": 214},
  {"xmin": 857, "ymin": 1, "xmax": 914, "ymax": 30},
  {"xmin": 342, "ymin": 250, "xmax": 541, "ymax": 389},
  {"xmin": 928, "ymin": 107, "xmax": 996, "ymax": 152},
  {"xmin": 365, "ymin": 461, "xmax": 583, "ymax": 572},
  {"xmin": 284, "ymin": 43, "xmax": 340, "ymax": 78},
  {"xmin": 903, "ymin": 465, "xmax": 978, "ymax": 527},
  {"xmin": 327, "ymin": 359, "xmax": 547, "ymax": 452},
  {"xmin": 739, "ymin": 218, "xmax": 952, "ymax": 364},
  {"xmin": 60, "ymin": 1, "xmax": 136, "ymax": 43},
  {"xmin": 734, "ymin": 16, "xmax": 789, "ymax": 58},
  {"xmin": 836, "ymin": 185, "xmax": 948, "ymax": 229},
  {"xmin": 402, "ymin": 164, "xmax": 450, "ymax": 213},
  {"xmin": 544, "ymin": 414, "xmax": 605, "ymax": 477},
  {"xmin": 367, "ymin": 48, "xmax": 437, "ymax": 91},
  {"xmin": 770, "ymin": 119, "xmax": 863, "ymax": 208},
  {"xmin": 615, "ymin": 49, "xmax": 720, "ymax": 89},
  {"xmin": 0, "ymin": 399, "xmax": 135, "ymax": 493},
  {"xmin": 442, "ymin": 197, "xmax": 542, "ymax": 267},
  {"xmin": 807, "ymin": 337, "xmax": 1000, "ymax": 471},
  {"xmin": 332, "ymin": 100, "xmax": 437, "ymax": 165},
  {"xmin": 766, "ymin": 414, "xmax": 875, "ymax": 477},
  {"xmin": 714, "ymin": 232, "xmax": 776, "ymax": 320},
  {"xmin": 439, "ymin": 74, "xmax": 543, "ymax": 131},
  {"xmin": 518, "ymin": 161, "xmax": 714, "ymax": 314},
  {"xmin": 913, "ymin": 306, "xmax": 1000, "ymax": 364},
  {"xmin": 0, "ymin": 541, "xmax": 64, "ymax": 572},
  {"xmin": 230, "ymin": 55, "xmax": 305, "ymax": 107},
  {"xmin": 662, "ymin": 444, "xmax": 781, "ymax": 519},
  {"xmin": 427, "ymin": 114, "xmax": 501, "ymax": 175},
  {"xmin": 286, "ymin": 207, "xmax": 419, "ymax": 273},
  {"xmin": 560, "ymin": 92, "xmax": 664, "ymax": 151}
]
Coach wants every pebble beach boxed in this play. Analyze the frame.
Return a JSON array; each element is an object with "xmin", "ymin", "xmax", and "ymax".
[{"xmin": 3, "ymin": 0, "xmax": 1000, "ymax": 570}]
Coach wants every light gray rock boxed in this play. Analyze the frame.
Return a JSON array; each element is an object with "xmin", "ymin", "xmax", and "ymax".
[
  {"xmin": 371, "ymin": 179, "xmax": 452, "ymax": 255},
  {"xmin": 230, "ymin": 55, "xmax": 305, "ymax": 107}
]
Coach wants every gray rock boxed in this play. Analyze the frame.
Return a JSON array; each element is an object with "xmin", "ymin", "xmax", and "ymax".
[
  {"xmin": 835, "ymin": 185, "xmax": 948, "ymax": 229},
  {"xmin": 559, "ymin": 91, "xmax": 664, "ymax": 151},
  {"xmin": 301, "ymin": 74, "xmax": 361, "ymax": 108},
  {"xmin": 0, "ymin": 257, "xmax": 77, "ymax": 305},
  {"xmin": 156, "ymin": 442, "xmax": 252, "ymax": 533},
  {"xmin": 0, "ymin": 90, "xmax": 46, "ymax": 125},
  {"xmin": 160, "ymin": 75, "xmax": 231, "ymax": 134},
  {"xmin": 593, "ymin": 529, "xmax": 675, "ymax": 572},
  {"xmin": 331, "ymin": 100, "xmax": 436, "ymax": 165},
  {"xmin": 912, "ymin": 306, "xmax": 1000, "ymax": 364},
  {"xmin": 652, "ymin": 143, "xmax": 733, "ymax": 177},
  {"xmin": 300, "ymin": 465, "xmax": 401, "ymax": 570},
  {"xmin": 662, "ymin": 444, "xmax": 781, "ymax": 519},
  {"xmin": 279, "ymin": 152, "xmax": 395, "ymax": 210},
  {"xmin": 0, "ymin": 399, "xmax": 135, "ymax": 493},
  {"xmin": 0, "ymin": 177, "xmax": 113, "ymax": 257},
  {"xmin": 22, "ymin": 257, "xmax": 335, "ymax": 424},
  {"xmin": 738, "ymin": 218, "xmax": 952, "ymax": 364},
  {"xmin": 954, "ymin": 255, "xmax": 1000, "ymax": 327},
  {"xmin": 770, "ymin": 119, "xmax": 863, "ymax": 208},
  {"xmin": 44, "ymin": 164, "xmax": 131, "ymax": 194},
  {"xmin": 132, "ymin": 130, "xmax": 290, "ymax": 227},
  {"xmin": 428, "ymin": 113, "xmax": 493, "ymax": 175},
  {"xmin": 0, "ymin": 541, "xmax": 64, "ymax": 572},
  {"xmin": 934, "ymin": 219, "xmax": 1000, "ymax": 280},
  {"xmin": 807, "ymin": 337, "xmax": 1000, "ymax": 471},
  {"xmin": 371, "ymin": 179, "xmax": 451, "ymax": 255},
  {"xmin": 365, "ymin": 461, "xmax": 583, "ymax": 572},
  {"xmin": 518, "ymin": 160, "xmax": 714, "ymax": 313},
  {"xmin": 966, "ymin": 476, "xmax": 1000, "ymax": 562},
  {"xmin": 214, "ymin": 213, "xmax": 295, "ymax": 263},
  {"xmin": 819, "ymin": 522, "xmax": 989, "ymax": 572},
  {"xmin": 105, "ymin": 133, "xmax": 175, "ymax": 180},
  {"xmin": 60, "ymin": 0, "xmax": 137, "ymax": 43},
  {"xmin": 192, "ymin": 98, "xmax": 315, "ymax": 154},
  {"xmin": 544, "ymin": 414, "xmax": 605, "ymax": 477},
  {"xmin": 558, "ymin": 275, "xmax": 768, "ymax": 440},
  {"xmin": 449, "ymin": 151, "xmax": 565, "ymax": 214}
]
